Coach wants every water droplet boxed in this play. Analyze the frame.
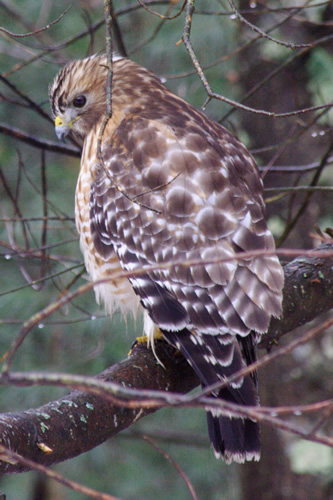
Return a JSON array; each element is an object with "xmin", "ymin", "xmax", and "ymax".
[
  {"xmin": 5, "ymin": 254, "xmax": 11, "ymax": 260},
  {"xmin": 311, "ymin": 132, "xmax": 318, "ymax": 138},
  {"xmin": 230, "ymin": 14, "xmax": 237, "ymax": 20},
  {"xmin": 38, "ymin": 323, "xmax": 44, "ymax": 329},
  {"xmin": 250, "ymin": 1, "xmax": 257, "ymax": 7},
  {"xmin": 319, "ymin": 130, "xmax": 325, "ymax": 136},
  {"xmin": 294, "ymin": 410, "xmax": 302, "ymax": 416},
  {"xmin": 91, "ymin": 315, "xmax": 96, "ymax": 321}
]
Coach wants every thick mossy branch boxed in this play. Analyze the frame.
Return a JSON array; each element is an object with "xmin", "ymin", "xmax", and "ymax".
[
  {"xmin": 0, "ymin": 343, "xmax": 198, "ymax": 473},
  {"xmin": 0, "ymin": 242, "xmax": 332, "ymax": 473},
  {"xmin": 261, "ymin": 241, "xmax": 333, "ymax": 348}
]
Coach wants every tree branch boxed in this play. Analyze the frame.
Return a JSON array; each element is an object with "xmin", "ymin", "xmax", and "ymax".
[
  {"xmin": 0, "ymin": 123, "xmax": 81, "ymax": 157},
  {"xmin": 0, "ymin": 343, "xmax": 198, "ymax": 473},
  {"xmin": 262, "ymin": 241, "xmax": 333, "ymax": 348},
  {"xmin": 0, "ymin": 242, "xmax": 332, "ymax": 473}
]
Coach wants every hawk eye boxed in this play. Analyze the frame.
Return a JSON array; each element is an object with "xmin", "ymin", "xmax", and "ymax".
[{"xmin": 72, "ymin": 95, "xmax": 86, "ymax": 108}]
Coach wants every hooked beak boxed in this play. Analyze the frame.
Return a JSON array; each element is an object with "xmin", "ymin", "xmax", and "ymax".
[{"xmin": 55, "ymin": 115, "xmax": 70, "ymax": 142}]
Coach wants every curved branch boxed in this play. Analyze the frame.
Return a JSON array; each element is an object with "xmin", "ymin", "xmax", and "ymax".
[
  {"xmin": 0, "ymin": 242, "xmax": 332, "ymax": 473},
  {"xmin": 0, "ymin": 343, "xmax": 198, "ymax": 473},
  {"xmin": 262, "ymin": 241, "xmax": 333, "ymax": 348}
]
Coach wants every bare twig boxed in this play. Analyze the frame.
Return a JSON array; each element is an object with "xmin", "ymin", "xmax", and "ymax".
[
  {"xmin": 137, "ymin": 0, "xmax": 186, "ymax": 20},
  {"xmin": 39, "ymin": 150, "xmax": 48, "ymax": 289},
  {"xmin": 143, "ymin": 436, "xmax": 199, "ymax": 500},
  {"xmin": 0, "ymin": 76, "xmax": 53, "ymax": 123},
  {"xmin": 181, "ymin": 2, "xmax": 333, "ymax": 118},
  {"xmin": 0, "ymin": 123, "xmax": 81, "ymax": 156},
  {"xmin": 0, "ymin": 6, "xmax": 71, "ymax": 38},
  {"xmin": 0, "ymin": 445, "xmax": 122, "ymax": 500},
  {"xmin": 277, "ymin": 138, "xmax": 333, "ymax": 245},
  {"xmin": 227, "ymin": 0, "xmax": 313, "ymax": 49}
]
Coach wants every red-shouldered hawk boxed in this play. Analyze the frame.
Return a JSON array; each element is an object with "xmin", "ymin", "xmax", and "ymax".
[{"xmin": 49, "ymin": 55, "xmax": 284, "ymax": 463}]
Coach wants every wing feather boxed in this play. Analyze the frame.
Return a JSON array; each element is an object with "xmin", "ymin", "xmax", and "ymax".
[{"xmin": 90, "ymin": 112, "xmax": 282, "ymax": 335}]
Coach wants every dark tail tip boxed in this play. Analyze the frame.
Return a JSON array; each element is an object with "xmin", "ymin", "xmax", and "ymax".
[{"xmin": 207, "ymin": 411, "xmax": 260, "ymax": 463}]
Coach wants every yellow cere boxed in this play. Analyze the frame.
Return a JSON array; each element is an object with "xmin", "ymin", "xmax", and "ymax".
[{"xmin": 55, "ymin": 115, "xmax": 64, "ymax": 127}]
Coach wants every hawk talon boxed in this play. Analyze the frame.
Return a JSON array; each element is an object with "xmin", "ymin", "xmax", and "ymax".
[
  {"xmin": 128, "ymin": 335, "xmax": 149, "ymax": 356},
  {"xmin": 133, "ymin": 335, "xmax": 149, "ymax": 347},
  {"xmin": 129, "ymin": 331, "xmax": 164, "ymax": 356}
]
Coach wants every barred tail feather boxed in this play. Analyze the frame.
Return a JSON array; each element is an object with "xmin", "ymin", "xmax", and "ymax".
[
  {"xmin": 207, "ymin": 412, "xmax": 260, "ymax": 463},
  {"xmin": 164, "ymin": 329, "xmax": 261, "ymax": 463}
]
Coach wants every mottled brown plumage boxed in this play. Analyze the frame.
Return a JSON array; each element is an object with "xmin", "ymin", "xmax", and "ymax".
[{"xmin": 49, "ymin": 55, "xmax": 284, "ymax": 463}]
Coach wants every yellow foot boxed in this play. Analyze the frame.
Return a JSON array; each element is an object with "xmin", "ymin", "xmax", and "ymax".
[
  {"xmin": 134, "ymin": 335, "xmax": 149, "ymax": 346},
  {"xmin": 128, "ymin": 330, "xmax": 164, "ymax": 356},
  {"xmin": 135, "ymin": 329, "xmax": 164, "ymax": 346}
]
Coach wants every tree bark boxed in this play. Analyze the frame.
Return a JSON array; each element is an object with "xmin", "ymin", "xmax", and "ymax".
[
  {"xmin": 0, "ymin": 343, "xmax": 198, "ymax": 473},
  {"xmin": 261, "ymin": 242, "xmax": 333, "ymax": 348}
]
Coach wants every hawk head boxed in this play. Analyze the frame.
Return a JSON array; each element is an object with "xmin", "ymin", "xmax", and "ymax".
[{"xmin": 49, "ymin": 55, "xmax": 109, "ymax": 145}]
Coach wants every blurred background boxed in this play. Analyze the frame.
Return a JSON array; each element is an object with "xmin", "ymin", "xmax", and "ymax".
[{"xmin": 0, "ymin": 1, "xmax": 332, "ymax": 498}]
